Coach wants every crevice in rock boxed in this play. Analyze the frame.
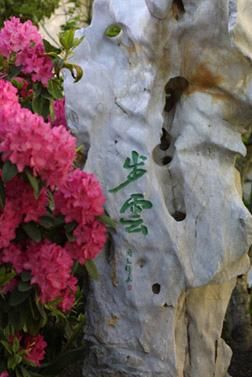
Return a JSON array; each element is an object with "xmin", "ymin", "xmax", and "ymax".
[
  {"xmin": 215, "ymin": 339, "xmax": 218, "ymax": 363},
  {"xmin": 152, "ymin": 128, "xmax": 173, "ymax": 166},
  {"xmin": 164, "ymin": 76, "xmax": 189, "ymax": 112},
  {"xmin": 172, "ymin": 0, "xmax": 185, "ymax": 21}
]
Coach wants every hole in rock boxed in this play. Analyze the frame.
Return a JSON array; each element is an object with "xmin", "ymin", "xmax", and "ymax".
[
  {"xmin": 172, "ymin": 211, "xmax": 186, "ymax": 222},
  {"xmin": 163, "ymin": 303, "xmax": 168, "ymax": 308},
  {"xmin": 160, "ymin": 128, "xmax": 171, "ymax": 151},
  {"xmin": 152, "ymin": 283, "xmax": 161, "ymax": 294},
  {"xmin": 104, "ymin": 24, "xmax": 122, "ymax": 38},
  {"xmin": 172, "ymin": 0, "xmax": 185, "ymax": 20},
  {"xmin": 162, "ymin": 156, "xmax": 173, "ymax": 165},
  {"xmin": 152, "ymin": 129, "xmax": 172, "ymax": 166},
  {"xmin": 164, "ymin": 76, "xmax": 189, "ymax": 112},
  {"xmin": 137, "ymin": 258, "xmax": 146, "ymax": 268},
  {"xmin": 114, "ymin": 140, "xmax": 118, "ymax": 144}
]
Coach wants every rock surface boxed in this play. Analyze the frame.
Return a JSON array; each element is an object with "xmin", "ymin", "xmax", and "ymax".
[{"xmin": 65, "ymin": 1, "xmax": 252, "ymax": 376}]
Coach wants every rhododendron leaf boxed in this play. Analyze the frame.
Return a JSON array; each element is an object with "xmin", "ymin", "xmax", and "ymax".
[
  {"xmin": 9, "ymin": 288, "xmax": 32, "ymax": 306},
  {"xmin": 97, "ymin": 214, "xmax": 117, "ymax": 229},
  {"xmin": 11, "ymin": 78, "xmax": 24, "ymax": 90},
  {"xmin": 0, "ymin": 178, "xmax": 5, "ymax": 209},
  {"xmin": 65, "ymin": 232, "xmax": 76, "ymax": 242},
  {"xmin": 43, "ymin": 39, "xmax": 61, "ymax": 55},
  {"xmin": 32, "ymin": 95, "xmax": 50, "ymax": 118},
  {"xmin": 0, "ymin": 340, "xmax": 12, "ymax": 354},
  {"xmin": 54, "ymin": 57, "xmax": 65, "ymax": 77},
  {"xmin": 72, "ymin": 36, "xmax": 85, "ymax": 49},
  {"xmin": 7, "ymin": 65, "xmax": 22, "ymax": 80},
  {"xmin": 39, "ymin": 215, "xmax": 56, "ymax": 229},
  {"xmin": 22, "ymin": 222, "xmax": 42, "ymax": 243},
  {"xmin": 20, "ymin": 271, "xmax": 31, "ymax": 283},
  {"xmin": 48, "ymin": 191, "xmax": 55, "ymax": 211},
  {"xmin": 53, "ymin": 215, "xmax": 65, "ymax": 227},
  {"xmin": 12, "ymin": 336, "xmax": 20, "ymax": 353},
  {"xmin": 25, "ymin": 170, "xmax": 40, "ymax": 199},
  {"xmin": 64, "ymin": 221, "xmax": 77, "ymax": 233},
  {"xmin": 38, "ymin": 345, "xmax": 86, "ymax": 375},
  {"xmin": 59, "ymin": 30, "xmax": 75, "ymax": 50},
  {"xmin": 2, "ymin": 161, "xmax": 18, "ymax": 183},
  {"xmin": 64, "ymin": 63, "xmax": 83, "ymax": 83},
  {"xmin": 0, "ymin": 266, "xmax": 16, "ymax": 287},
  {"xmin": 84, "ymin": 260, "xmax": 99, "ymax": 280},
  {"xmin": 17, "ymin": 282, "xmax": 32, "ymax": 293},
  {"xmin": 48, "ymin": 79, "xmax": 63, "ymax": 100}
]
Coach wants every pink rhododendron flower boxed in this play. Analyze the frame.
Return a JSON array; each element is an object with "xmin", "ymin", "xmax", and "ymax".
[
  {"xmin": 24, "ymin": 242, "xmax": 77, "ymax": 311},
  {"xmin": 0, "ymin": 81, "xmax": 76, "ymax": 187},
  {"xmin": 0, "ymin": 17, "xmax": 53, "ymax": 85},
  {"xmin": 23, "ymin": 334, "xmax": 47, "ymax": 366},
  {"xmin": 59, "ymin": 275, "xmax": 78, "ymax": 312},
  {"xmin": 1, "ymin": 244, "xmax": 26, "ymax": 273},
  {"xmin": 0, "ymin": 371, "xmax": 9, "ymax": 377},
  {"xmin": 0, "ymin": 202, "xmax": 21, "ymax": 248},
  {"xmin": 51, "ymin": 98, "xmax": 67, "ymax": 128},
  {"xmin": 6, "ymin": 176, "xmax": 47, "ymax": 222},
  {"xmin": 66, "ymin": 220, "xmax": 107, "ymax": 264},
  {"xmin": 0, "ymin": 79, "xmax": 18, "ymax": 105},
  {"xmin": 55, "ymin": 169, "xmax": 106, "ymax": 225}
]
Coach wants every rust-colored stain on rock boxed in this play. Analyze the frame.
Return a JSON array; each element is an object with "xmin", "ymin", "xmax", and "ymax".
[{"xmin": 187, "ymin": 63, "xmax": 223, "ymax": 94}]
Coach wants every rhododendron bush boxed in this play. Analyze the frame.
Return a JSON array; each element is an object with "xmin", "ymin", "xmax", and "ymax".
[{"xmin": 0, "ymin": 17, "xmax": 109, "ymax": 377}]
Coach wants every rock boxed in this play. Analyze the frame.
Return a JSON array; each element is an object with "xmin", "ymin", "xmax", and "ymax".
[{"xmin": 64, "ymin": 1, "xmax": 252, "ymax": 376}]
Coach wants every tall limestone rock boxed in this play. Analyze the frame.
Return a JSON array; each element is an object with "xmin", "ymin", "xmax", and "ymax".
[{"xmin": 65, "ymin": 1, "xmax": 252, "ymax": 376}]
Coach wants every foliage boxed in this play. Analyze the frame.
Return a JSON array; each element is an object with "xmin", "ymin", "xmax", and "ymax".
[
  {"xmin": 0, "ymin": 0, "xmax": 61, "ymax": 26},
  {"xmin": 60, "ymin": 0, "xmax": 94, "ymax": 31},
  {"xmin": 0, "ymin": 17, "xmax": 109, "ymax": 377}
]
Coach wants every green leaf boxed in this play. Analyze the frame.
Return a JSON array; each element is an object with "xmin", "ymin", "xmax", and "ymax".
[
  {"xmin": 2, "ymin": 160, "xmax": 18, "ymax": 182},
  {"xmin": 20, "ymin": 271, "xmax": 31, "ymax": 282},
  {"xmin": 7, "ymin": 65, "xmax": 22, "ymax": 80},
  {"xmin": 25, "ymin": 169, "xmax": 40, "ymax": 199},
  {"xmin": 59, "ymin": 29, "xmax": 75, "ymax": 50},
  {"xmin": 64, "ymin": 62, "xmax": 83, "ymax": 83},
  {"xmin": 22, "ymin": 222, "xmax": 42, "ymax": 242},
  {"xmin": 0, "ymin": 178, "xmax": 5, "ymax": 209},
  {"xmin": 64, "ymin": 221, "xmax": 77, "ymax": 233},
  {"xmin": 39, "ymin": 215, "xmax": 56, "ymax": 229},
  {"xmin": 97, "ymin": 214, "xmax": 117, "ymax": 229},
  {"xmin": 32, "ymin": 94, "xmax": 50, "ymax": 118},
  {"xmin": 48, "ymin": 79, "xmax": 63, "ymax": 100},
  {"xmin": 43, "ymin": 39, "xmax": 61, "ymax": 54},
  {"xmin": 84, "ymin": 260, "xmax": 99, "ymax": 280},
  {"xmin": 38, "ymin": 346, "xmax": 86, "ymax": 375},
  {"xmin": 9, "ymin": 288, "xmax": 32, "ymax": 307},
  {"xmin": 72, "ymin": 36, "xmax": 84, "ymax": 48},
  {"xmin": 104, "ymin": 24, "xmax": 122, "ymax": 38},
  {"xmin": 21, "ymin": 366, "xmax": 33, "ymax": 377},
  {"xmin": 17, "ymin": 282, "xmax": 33, "ymax": 292},
  {"xmin": 0, "ymin": 268, "xmax": 16, "ymax": 288}
]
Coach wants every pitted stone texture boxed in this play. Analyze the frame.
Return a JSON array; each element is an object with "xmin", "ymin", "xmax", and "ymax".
[{"xmin": 65, "ymin": 0, "xmax": 252, "ymax": 376}]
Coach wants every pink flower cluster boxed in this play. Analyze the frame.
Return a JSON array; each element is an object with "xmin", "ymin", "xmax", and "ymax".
[
  {"xmin": 0, "ymin": 371, "xmax": 9, "ymax": 377},
  {"xmin": 0, "ymin": 79, "xmax": 76, "ymax": 188},
  {"xmin": 55, "ymin": 169, "xmax": 107, "ymax": 263},
  {"xmin": 23, "ymin": 334, "xmax": 47, "ymax": 366},
  {"xmin": 0, "ymin": 17, "xmax": 53, "ymax": 85},
  {"xmin": 51, "ymin": 98, "xmax": 67, "ymax": 128},
  {"xmin": 24, "ymin": 242, "xmax": 77, "ymax": 312},
  {"xmin": 8, "ymin": 333, "xmax": 47, "ymax": 367}
]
